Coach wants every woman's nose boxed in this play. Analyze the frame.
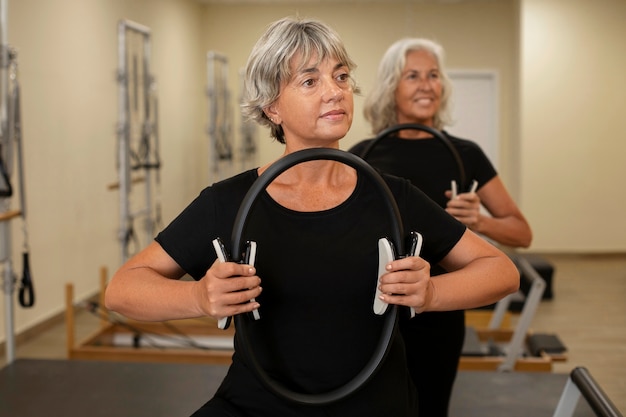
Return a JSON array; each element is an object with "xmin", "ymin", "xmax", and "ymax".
[
  {"xmin": 416, "ymin": 76, "xmax": 433, "ymax": 91},
  {"xmin": 322, "ymin": 79, "xmax": 343, "ymax": 101}
]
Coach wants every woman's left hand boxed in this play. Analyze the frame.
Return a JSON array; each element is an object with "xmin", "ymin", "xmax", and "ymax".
[{"xmin": 378, "ymin": 256, "xmax": 433, "ymax": 314}]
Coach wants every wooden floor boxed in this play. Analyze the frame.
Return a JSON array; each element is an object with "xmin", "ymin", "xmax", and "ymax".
[{"xmin": 1, "ymin": 253, "xmax": 625, "ymax": 413}]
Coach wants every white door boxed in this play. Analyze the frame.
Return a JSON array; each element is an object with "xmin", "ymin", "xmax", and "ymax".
[{"xmin": 447, "ymin": 71, "xmax": 499, "ymax": 169}]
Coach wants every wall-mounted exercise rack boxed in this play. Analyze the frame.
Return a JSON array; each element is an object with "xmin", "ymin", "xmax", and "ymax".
[
  {"xmin": 237, "ymin": 68, "xmax": 258, "ymax": 173},
  {"xmin": 0, "ymin": 0, "xmax": 33, "ymax": 365},
  {"xmin": 112, "ymin": 19, "xmax": 161, "ymax": 265},
  {"xmin": 206, "ymin": 51, "xmax": 234, "ymax": 184},
  {"xmin": 206, "ymin": 52, "xmax": 258, "ymax": 185}
]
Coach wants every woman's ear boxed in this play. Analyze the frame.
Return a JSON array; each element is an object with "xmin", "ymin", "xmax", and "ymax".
[{"xmin": 264, "ymin": 105, "xmax": 280, "ymax": 125}]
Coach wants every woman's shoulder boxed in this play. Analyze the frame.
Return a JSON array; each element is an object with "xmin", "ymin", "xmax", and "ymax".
[
  {"xmin": 443, "ymin": 131, "xmax": 477, "ymax": 145},
  {"xmin": 209, "ymin": 168, "xmax": 258, "ymax": 193},
  {"xmin": 189, "ymin": 169, "xmax": 259, "ymax": 212},
  {"xmin": 443, "ymin": 131, "xmax": 486, "ymax": 153}
]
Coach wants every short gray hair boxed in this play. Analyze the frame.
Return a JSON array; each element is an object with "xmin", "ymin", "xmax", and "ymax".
[
  {"xmin": 363, "ymin": 38, "xmax": 453, "ymax": 134},
  {"xmin": 241, "ymin": 16, "xmax": 359, "ymax": 144}
]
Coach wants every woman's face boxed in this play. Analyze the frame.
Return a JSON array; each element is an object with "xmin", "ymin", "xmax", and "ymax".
[
  {"xmin": 394, "ymin": 49, "xmax": 443, "ymax": 128},
  {"xmin": 266, "ymin": 53, "xmax": 354, "ymax": 150}
]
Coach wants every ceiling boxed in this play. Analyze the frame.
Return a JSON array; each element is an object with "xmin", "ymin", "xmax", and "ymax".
[{"xmin": 196, "ymin": 0, "xmax": 467, "ymax": 4}]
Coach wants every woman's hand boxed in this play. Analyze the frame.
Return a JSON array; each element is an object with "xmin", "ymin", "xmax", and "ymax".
[
  {"xmin": 445, "ymin": 189, "xmax": 482, "ymax": 230},
  {"xmin": 196, "ymin": 259, "xmax": 262, "ymax": 321},
  {"xmin": 377, "ymin": 256, "xmax": 433, "ymax": 314}
]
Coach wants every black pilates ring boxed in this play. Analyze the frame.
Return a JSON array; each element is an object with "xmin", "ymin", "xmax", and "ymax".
[
  {"xmin": 359, "ymin": 123, "xmax": 467, "ymax": 190},
  {"xmin": 229, "ymin": 147, "xmax": 405, "ymax": 405}
]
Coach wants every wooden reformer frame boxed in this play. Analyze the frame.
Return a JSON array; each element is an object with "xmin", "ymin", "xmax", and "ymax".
[{"xmin": 66, "ymin": 267, "xmax": 234, "ymax": 365}]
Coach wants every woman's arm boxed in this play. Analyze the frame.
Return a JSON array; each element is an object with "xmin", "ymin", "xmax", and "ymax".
[
  {"xmin": 104, "ymin": 241, "xmax": 261, "ymax": 322},
  {"xmin": 378, "ymin": 229, "xmax": 519, "ymax": 313},
  {"xmin": 446, "ymin": 176, "xmax": 532, "ymax": 248}
]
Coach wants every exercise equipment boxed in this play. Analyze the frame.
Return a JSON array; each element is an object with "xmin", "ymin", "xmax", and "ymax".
[
  {"xmin": 459, "ymin": 255, "xmax": 565, "ymax": 371},
  {"xmin": 206, "ymin": 51, "xmax": 234, "ymax": 183},
  {"xmin": 216, "ymin": 148, "xmax": 416, "ymax": 405},
  {"xmin": 553, "ymin": 367, "xmax": 623, "ymax": 417},
  {"xmin": 0, "ymin": 0, "xmax": 34, "ymax": 365},
  {"xmin": 206, "ymin": 53, "xmax": 258, "ymax": 182},
  {"xmin": 65, "ymin": 267, "xmax": 235, "ymax": 365},
  {"xmin": 237, "ymin": 68, "xmax": 258, "ymax": 172},
  {"xmin": 114, "ymin": 19, "xmax": 162, "ymax": 264}
]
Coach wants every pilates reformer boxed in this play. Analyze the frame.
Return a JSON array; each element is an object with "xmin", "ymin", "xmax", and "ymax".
[
  {"xmin": 460, "ymin": 254, "xmax": 566, "ymax": 371},
  {"xmin": 553, "ymin": 367, "xmax": 623, "ymax": 417},
  {"xmin": 112, "ymin": 19, "xmax": 162, "ymax": 265},
  {"xmin": 65, "ymin": 267, "xmax": 235, "ymax": 365}
]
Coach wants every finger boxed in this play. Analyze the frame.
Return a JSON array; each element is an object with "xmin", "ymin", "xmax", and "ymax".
[
  {"xmin": 458, "ymin": 192, "xmax": 480, "ymax": 207},
  {"xmin": 379, "ymin": 292, "xmax": 425, "ymax": 311},
  {"xmin": 213, "ymin": 261, "xmax": 257, "ymax": 279},
  {"xmin": 378, "ymin": 279, "xmax": 413, "ymax": 295},
  {"xmin": 385, "ymin": 256, "xmax": 428, "ymax": 274},
  {"xmin": 219, "ymin": 275, "xmax": 262, "ymax": 294},
  {"xmin": 222, "ymin": 287, "xmax": 262, "ymax": 310},
  {"xmin": 210, "ymin": 284, "xmax": 262, "ymax": 320}
]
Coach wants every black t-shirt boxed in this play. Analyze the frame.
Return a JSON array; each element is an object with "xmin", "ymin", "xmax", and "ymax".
[
  {"xmin": 156, "ymin": 168, "xmax": 465, "ymax": 416},
  {"xmin": 349, "ymin": 132, "xmax": 497, "ymax": 208}
]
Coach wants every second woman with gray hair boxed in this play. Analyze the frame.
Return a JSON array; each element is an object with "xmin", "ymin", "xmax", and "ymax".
[{"xmin": 350, "ymin": 37, "xmax": 532, "ymax": 417}]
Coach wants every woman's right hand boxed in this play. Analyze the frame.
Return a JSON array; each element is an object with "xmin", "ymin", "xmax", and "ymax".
[{"xmin": 197, "ymin": 260, "xmax": 262, "ymax": 321}]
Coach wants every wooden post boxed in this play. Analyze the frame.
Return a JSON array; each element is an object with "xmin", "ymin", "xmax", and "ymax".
[
  {"xmin": 99, "ymin": 266, "xmax": 108, "ymax": 329},
  {"xmin": 65, "ymin": 283, "xmax": 74, "ymax": 358}
]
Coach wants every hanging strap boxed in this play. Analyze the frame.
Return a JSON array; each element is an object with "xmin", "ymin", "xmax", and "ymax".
[{"xmin": 18, "ymin": 252, "xmax": 34, "ymax": 307}]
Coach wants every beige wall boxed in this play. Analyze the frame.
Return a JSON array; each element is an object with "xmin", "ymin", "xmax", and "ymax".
[
  {"xmin": 521, "ymin": 0, "xmax": 626, "ymax": 252},
  {"xmin": 1, "ymin": 0, "xmax": 624, "ymax": 346},
  {"xmin": 203, "ymin": 1, "xmax": 520, "ymax": 185}
]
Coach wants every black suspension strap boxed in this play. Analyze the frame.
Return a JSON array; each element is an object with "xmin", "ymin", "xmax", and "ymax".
[{"xmin": 228, "ymin": 148, "xmax": 407, "ymax": 405}]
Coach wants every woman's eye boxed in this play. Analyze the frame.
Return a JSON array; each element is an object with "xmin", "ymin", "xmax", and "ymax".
[
  {"xmin": 337, "ymin": 73, "xmax": 349, "ymax": 82},
  {"xmin": 303, "ymin": 78, "xmax": 315, "ymax": 87}
]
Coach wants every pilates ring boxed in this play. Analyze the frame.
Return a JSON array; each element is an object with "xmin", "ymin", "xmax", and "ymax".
[
  {"xmin": 229, "ymin": 147, "xmax": 406, "ymax": 405},
  {"xmin": 359, "ymin": 123, "xmax": 467, "ymax": 190}
]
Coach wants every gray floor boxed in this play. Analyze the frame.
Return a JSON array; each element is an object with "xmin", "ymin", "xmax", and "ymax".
[{"xmin": 0, "ymin": 358, "xmax": 598, "ymax": 417}]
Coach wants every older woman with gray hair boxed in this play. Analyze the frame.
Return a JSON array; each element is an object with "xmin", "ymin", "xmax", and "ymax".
[
  {"xmin": 350, "ymin": 37, "xmax": 532, "ymax": 417},
  {"xmin": 106, "ymin": 20, "xmax": 519, "ymax": 416}
]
